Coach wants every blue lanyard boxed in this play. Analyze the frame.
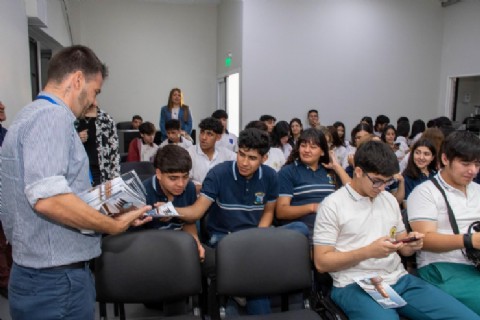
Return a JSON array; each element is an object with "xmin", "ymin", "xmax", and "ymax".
[
  {"xmin": 36, "ymin": 95, "xmax": 60, "ymax": 106},
  {"xmin": 36, "ymin": 94, "xmax": 94, "ymax": 186}
]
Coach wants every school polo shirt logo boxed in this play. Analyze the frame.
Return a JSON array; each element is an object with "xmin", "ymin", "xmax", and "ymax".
[
  {"xmin": 389, "ymin": 226, "xmax": 397, "ymax": 240},
  {"xmin": 254, "ymin": 192, "xmax": 265, "ymax": 205},
  {"xmin": 327, "ymin": 173, "xmax": 336, "ymax": 185}
]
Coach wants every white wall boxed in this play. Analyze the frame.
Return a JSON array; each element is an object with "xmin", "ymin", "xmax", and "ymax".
[
  {"xmin": 242, "ymin": 0, "xmax": 444, "ymax": 134},
  {"xmin": 66, "ymin": 0, "xmax": 218, "ymax": 132},
  {"xmin": 438, "ymin": 0, "xmax": 480, "ymax": 117},
  {"xmin": 43, "ymin": 0, "xmax": 72, "ymax": 47},
  {"xmin": 217, "ymin": 0, "xmax": 242, "ymax": 75},
  {"xmin": 0, "ymin": 0, "xmax": 32, "ymax": 127}
]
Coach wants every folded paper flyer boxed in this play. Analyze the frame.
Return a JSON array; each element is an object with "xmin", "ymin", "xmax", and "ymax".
[{"xmin": 354, "ymin": 275, "xmax": 406, "ymax": 309}]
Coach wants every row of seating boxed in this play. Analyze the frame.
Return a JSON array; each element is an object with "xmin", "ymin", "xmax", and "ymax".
[{"xmin": 95, "ymin": 228, "xmax": 322, "ymax": 320}]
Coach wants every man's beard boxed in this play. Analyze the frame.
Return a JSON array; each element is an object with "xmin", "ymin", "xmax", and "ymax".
[{"xmin": 77, "ymin": 88, "xmax": 89, "ymax": 118}]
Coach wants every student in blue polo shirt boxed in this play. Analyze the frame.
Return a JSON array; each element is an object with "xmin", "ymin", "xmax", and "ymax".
[
  {"xmin": 137, "ymin": 144, "xmax": 205, "ymax": 260},
  {"xmin": 175, "ymin": 128, "xmax": 308, "ymax": 315},
  {"xmin": 177, "ymin": 128, "xmax": 308, "ymax": 244},
  {"xmin": 276, "ymin": 128, "xmax": 341, "ymax": 240}
]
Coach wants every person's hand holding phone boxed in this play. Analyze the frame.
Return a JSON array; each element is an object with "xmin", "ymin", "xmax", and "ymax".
[{"xmin": 393, "ymin": 232, "xmax": 424, "ymax": 252}]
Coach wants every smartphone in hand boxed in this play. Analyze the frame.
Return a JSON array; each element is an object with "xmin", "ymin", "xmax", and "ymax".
[{"xmin": 391, "ymin": 236, "xmax": 417, "ymax": 245}]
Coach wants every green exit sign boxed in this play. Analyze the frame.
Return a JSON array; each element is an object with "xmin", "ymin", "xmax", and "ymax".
[{"xmin": 225, "ymin": 56, "xmax": 232, "ymax": 68}]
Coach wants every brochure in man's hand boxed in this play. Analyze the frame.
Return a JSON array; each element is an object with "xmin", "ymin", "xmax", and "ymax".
[
  {"xmin": 145, "ymin": 202, "xmax": 180, "ymax": 218},
  {"xmin": 354, "ymin": 275, "xmax": 406, "ymax": 309},
  {"xmin": 78, "ymin": 170, "xmax": 148, "ymax": 234}
]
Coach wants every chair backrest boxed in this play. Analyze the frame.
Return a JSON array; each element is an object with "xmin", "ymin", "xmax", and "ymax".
[
  {"xmin": 466, "ymin": 117, "xmax": 480, "ymax": 133},
  {"xmin": 216, "ymin": 228, "xmax": 311, "ymax": 297},
  {"xmin": 120, "ymin": 161, "xmax": 156, "ymax": 182},
  {"xmin": 95, "ymin": 229, "xmax": 202, "ymax": 303},
  {"xmin": 117, "ymin": 121, "xmax": 133, "ymax": 130},
  {"xmin": 118, "ymin": 129, "xmax": 141, "ymax": 154}
]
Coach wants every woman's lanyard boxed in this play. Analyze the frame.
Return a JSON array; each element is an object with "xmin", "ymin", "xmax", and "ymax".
[
  {"xmin": 36, "ymin": 94, "xmax": 94, "ymax": 186},
  {"xmin": 36, "ymin": 95, "xmax": 60, "ymax": 106}
]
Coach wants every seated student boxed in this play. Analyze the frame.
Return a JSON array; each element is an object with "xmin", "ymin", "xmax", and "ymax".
[
  {"xmin": 211, "ymin": 109, "xmax": 237, "ymax": 152},
  {"xmin": 245, "ymin": 120, "xmax": 285, "ymax": 172},
  {"xmin": 408, "ymin": 130, "xmax": 480, "ymax": 315},
  {"xmin": 135, "ymin": 145, "xmax": 204, "ymax": 259},
  {"xmin": 271, "ymin": 120, "xmax": 292, "ymax": 159},
  {"xmin": 187, "ymin": 117, "xmax": 236, "ymax": 194},
  {"xmin": 330, "ymin": 125, "xmax": 348, "ymax": 167},
  {"xmin": 288, "ymin": 117, "xmax": 303, "ymax": 147},
  {"xmin": 381, "ymin": 124, "xmax": 408, "ymax": 162},
  {"xmin": 159, "ymin": 119, "xmax": 193, "ymax": 150},
  {"xmin": 131, "ymin": 115, "xmax": 143, "ymax": 129},
  {"xmin": 127, "ymin": 121, "xmax": 159, "ymax": 162},
  {"xmin": 313, "ymin": 141, "xmax": 479, "ymax": 320},
  {"xmin": 307, "ymin": 109, "xmax": 320, "ymax": 129},
  {"xmin": 402, "ymin": 138, "xmax": 437, "ymax": 203},
  {"xmin": 259, "ymin": 114, "xmax": 276, "ymax": 134},
  {"xmin": 343, "ymin": 122, "xmax": 372, "ymax": 170},
  {"xmin": 373, "ymin": 114, "xmax": 390, "ymax": 137},
  {"xmin": 276, "ymin": 128, "xmax": 348, "ymax": 240},
  {"xmin": 174, "ymin": 128, "xmax": 308, "ymax": 315}
]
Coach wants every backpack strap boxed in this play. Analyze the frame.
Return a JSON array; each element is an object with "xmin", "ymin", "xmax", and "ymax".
[{"xmin": 430, "ymin": 177, "xmax": 460, "ymax": 234}]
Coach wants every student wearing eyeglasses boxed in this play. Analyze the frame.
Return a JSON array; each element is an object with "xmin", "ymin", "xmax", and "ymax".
[{"xmin": 313, "ymin": 141, "xmax": 478, "ymax": 320}]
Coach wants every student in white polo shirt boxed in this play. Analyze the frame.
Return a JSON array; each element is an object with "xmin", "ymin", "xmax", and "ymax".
[
  {"xmin": 408, "ymin": 130, "xmax": 480, "ymax": 315},
  {"xmin": 211, "ymin": 109, "xmax": 237, "ymax": 152},
  {"xmin": 313, "ymin": 140, "xmax": 478, "ymax": 320},
  {"xmin": 187, "ymin": 117, "xmax": 236, "ymax": 194}
]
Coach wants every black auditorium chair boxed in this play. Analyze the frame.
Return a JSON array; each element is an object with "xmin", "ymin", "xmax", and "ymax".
[
  {"xmin": 120, "ymin": 161, "xmax": 155, "ymax": 182},
  {"xmin": 116, "ymin": 121, "xmax": 133, "ymax": 130},
  {"xmin": 95, "ymin": 230, "xmax": 204, "ymax": 320},
  {"xmin": 215, "ymin": 228, "xmax": 321, "ymax": 320},
  {"xmin": 311, "ymin": 272, "xmax": 348, "ymax": 320}
]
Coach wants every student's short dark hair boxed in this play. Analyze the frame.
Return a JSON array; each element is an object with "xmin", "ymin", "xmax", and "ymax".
[
  {"xmin": 47, "ymin": 45, "xmax": 108, "ymax": 83},
  {"xmin": 396, "ymin": 121, "xmax": 410, "ymax": 138},
  {"xmin": 132, "ymin": 115, "xmax": 143, "ymax": 122},
  {"xmin": 397, "ymin": 116, "xmax": 409, "ymax": 125},
  {"xmin": 245, "ymin": 120, "xmax": 268, "ymax": 132},
  {"xmin": 154, "ymin": 145, "xmax": 192, "ymax": 173},
  {"xmin": 441, "ymin": 130, "xmax": 480, "ymax": 165},
  {"xmin": 361, "ymin": 116, "xmax": 373, "ymax": 128},
  {"xmin": 238, "ymin": 128, "xmax": 270, "ymax": 156},
  {"xmin": 212, "ymin": 109, "xmax": 228, "ymax": 120},
  {"xmin": 139, "ymin": 122, "xmax": 155, "ymax": 135},
  {"xmin": 375, "ymin": 115, "xmax": 390, "ymax": 126},
  {"xmin": 308, "ymin": 109, "xmax": 318, "ymax": 115},
  {"xmin": 199, "ymin": 117, "xmax": 223, "ymax": 134},
  {"xmin": 259, "ymin": 114, "xmax": 276, "ymax": 122},
  {"xmin": 354, "ymin": 141, "xmax": 399, "ymax": 177},
  {"xmin": 165, "ymin": 119, "xmax": 181, "ymax": 131}
]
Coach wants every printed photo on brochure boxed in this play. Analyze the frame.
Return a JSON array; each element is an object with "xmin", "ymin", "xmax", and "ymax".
[{"xmin": 354, "ymin": 275, "xmax": 407, "ymax": 309}]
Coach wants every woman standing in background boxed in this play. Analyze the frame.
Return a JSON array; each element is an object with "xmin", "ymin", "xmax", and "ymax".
[
  {"xmin": 159, "ymin": 88, "xmax": 193, "ymax": 142},
  {"xmin": 76, "ymin": 104, "xmax": 120, "ymax": 186}
]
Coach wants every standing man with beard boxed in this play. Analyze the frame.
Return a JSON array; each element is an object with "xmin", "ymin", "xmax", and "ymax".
[{"xmin": 0, "ymin": 45, "xmax": 151, "ymax": 320}]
